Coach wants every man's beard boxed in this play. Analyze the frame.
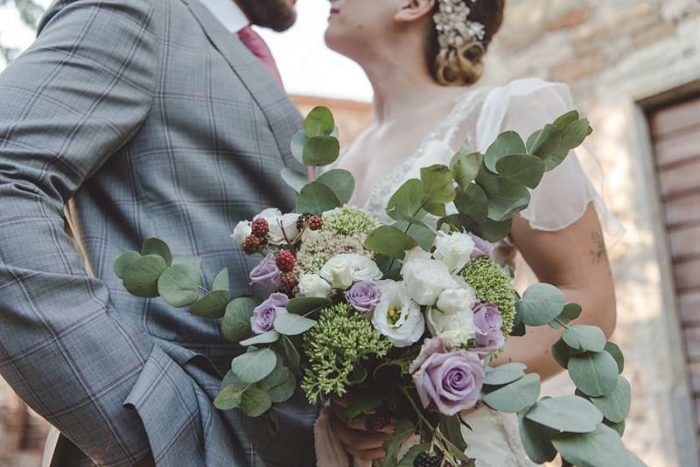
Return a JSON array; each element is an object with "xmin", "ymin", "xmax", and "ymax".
[{"xmin": 236, "ymin": 0, "xmax": 297, "ymax": 32}]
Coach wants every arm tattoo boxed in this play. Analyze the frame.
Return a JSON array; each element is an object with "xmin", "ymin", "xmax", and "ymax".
[{"xmin": 590, "ymin": 231, "xmax": 608, "ymax": 265}]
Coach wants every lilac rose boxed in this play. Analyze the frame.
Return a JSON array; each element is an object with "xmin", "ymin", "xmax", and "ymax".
[
  {"xmin": 412, "ymin": 346, "xmax": 484, "ymax": 416},
  {"xmin": 251, "ymin": 292, "xmax": 289, "ymax": 334},
  {"xmin": 473, "ymin": 302, "xmax": 505, "ymax": 353},
  {"xmin": 345, "ymin": 281, "xmax": 383, "ymax": 312},
  {"xmin": 468, "ymin": 233, "xmax": 495, "ymax": 259},
  {"xmin": 249, "ymin": 254, "xmax": 282, "ymax": 293}
]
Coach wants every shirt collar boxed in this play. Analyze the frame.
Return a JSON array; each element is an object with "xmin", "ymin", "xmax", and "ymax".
[{"xmin": 198, "ymin": 0, "xmax": 250, "ymax": 34}]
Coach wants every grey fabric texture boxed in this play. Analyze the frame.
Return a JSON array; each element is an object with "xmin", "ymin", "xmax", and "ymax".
[{"xmin": 0, "ymin": 0, "xmax": 317, "ymax": 465}]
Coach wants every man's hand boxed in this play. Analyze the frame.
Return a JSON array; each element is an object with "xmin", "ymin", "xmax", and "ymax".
[{"xmin": 328, "ymin": 397, "xmax": 395, "ymax": 461}]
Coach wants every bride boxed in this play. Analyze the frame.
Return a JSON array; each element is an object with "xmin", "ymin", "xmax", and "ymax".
[{"xmin": 316, "ymin": 0, "xmax": 618, "ymax": 465}]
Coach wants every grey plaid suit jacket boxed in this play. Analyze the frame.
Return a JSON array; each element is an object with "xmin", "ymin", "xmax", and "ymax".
[{"xmin": 0, "ymin": 0, "xmax": 318, "ymax": 465}]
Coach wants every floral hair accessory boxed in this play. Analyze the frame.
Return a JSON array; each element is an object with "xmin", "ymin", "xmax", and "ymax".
[{"xmin": 434, "ymin": 0, "xmax": 485, "ymax": 49}]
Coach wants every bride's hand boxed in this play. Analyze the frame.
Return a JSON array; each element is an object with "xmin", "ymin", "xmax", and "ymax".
[{"xmin": 328, "ymin": 397, "xmax": 395, "ymax": 462}]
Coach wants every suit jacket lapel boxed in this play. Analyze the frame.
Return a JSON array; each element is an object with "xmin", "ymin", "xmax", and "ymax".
[{"xmin": 180, "ymin": 0, "xmax": 302, "ymax": 163}]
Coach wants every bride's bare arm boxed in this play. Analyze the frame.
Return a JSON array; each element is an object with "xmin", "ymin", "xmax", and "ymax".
[{"xmin": 494, "ymin": 202, "xmax": 617, "ymax": 380}]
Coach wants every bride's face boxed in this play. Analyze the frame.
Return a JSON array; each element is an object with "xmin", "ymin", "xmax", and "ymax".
[{"xmin": 325, "ymin": 0, "xmax": 404, "ymax": 59}]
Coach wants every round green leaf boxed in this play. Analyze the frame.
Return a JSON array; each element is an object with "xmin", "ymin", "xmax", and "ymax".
[
  {"xmin": 568, "ymin": 351, "xmax": 619, "ymax": 397},
  {"xmin": 214, "ymin": 384, "xmax": 245, "ymax": 410},
  {"xmin": 231, "ymin": 348, "xmax": 277, "ymax": 384},
  {"xmin": 286, "ymin": 297, "xmax": 331, "ymax": 315},
  {"xmin": 240, "ymin": 385, "xmax": 273, "ymax": 417},
  {"xmin": 553, "ymin": 111, "xmax": 580, "ymax": 130},
  {"xmin": 386, "ymin": 179, "xmax": 429, "ymax": 224},
  {"xmin": 487, "ymin": 181, "xmax": 531, "ymax": 221},
  {"xmin": 240, "ymin": 331, "xmax": 280, "ymax": 346},
  {"xmin": 562, "ymin": 118, "xmax": 593, "ymax": 152},
  {"xmin": 518, "ymin": 412, "xmax": 558, "ymax": 464},
  {"xmin": 590, "ymin": 376, "xmax": 631, "ymax": 423},
  {"xmin": 222, "ymin": 370, "xmax": 243, "ymax": 388},
  {"xmin": 258, "ymin": 363, "xmax": 296, "ymax": 403},
  {"xmin": 113, "ymin": 251, "xmax": 141, "ymax": 280},
  {"xmin": 302, "ymin": 135, "xmax": 340, "ymax": 166},
  {"xmin": 304, "ymin": 106, "xmax": 335, "ymax": 137},
  {"xmin": 191, "ymin": 290, "xmax": 230, "ymax": 319},
  {"xmin": 212, "ymin": 268, "xmax": 230, "ymax": 292},
  {"xmin": 157, "ymin": 259, "xmax": 201, "ymax": 307},
  {"xmin": 141, "ymin": 238, "xmax": 172, "ymax": 265},
  {"xmin": 222, "ymin": 297, "xmax": 259, "ymax": 342},
  {"xmin": 475, "ymin": 165, "xmax": 502, "ymax": 197},
  {"xmin": 290, "ymin": 130, "xmax": 308, "ymax": 164},
  {"xmin": 526, "ymin": 124, "xmax": 568, "ymax": 171},
  {"xmin": 273, "ymin": 313, "xmax": 317, "ymax": 336},
  {"xmin": 364, "ymin": 226, "xmax": 418, "ymax": 259},
  {"xmin": 484, "ymin": 363, "xmax": 527, "ymax": 386},
  {"xmin": 482, "ymin": 373, "xmax": 541, "ymax": 413},
  {"xmin": 525, "ymin": 395, "xmax": 603, "ymax": 433},
  {"xmin": 393, "ymin": 222, "xmax": 436, "ymax": 252},
  {"xmin": 317, "ymin": 169, "xmax": 355, "ymax": 205},
  {"xmin": 605, "ymin": 342, "xmax": 625, "ymax": 373},
  {"xmin": 549, "ymin": 303, "xmax": 583, "ymax": 329},
  {"xmin": 278, "ymin": 335, "xmax": 301, "ymax": 369},
  {"xmin": 295, "ymin": 181, "xmax": 341, "ymax": 215},
  {"xmin": 123, "ymin": 254, "xmax": 168, "ymax": 298},
  {"xmin": 517, "ymin": 283, "xmax": 566, "ymax": 327},
  {"xmin": 551, "ymin": 339, "xmax": 584, "ymax": 369},
  {"xmin": 495, "ymin": 154, "xmax": 546, "ymax": 189},
  {"xmin": 562, "ymin": 325, "xmax": 607, "ymax": 352},
  {"xmin": 454, "ymin": 183, "xmax": 488, "ymax": 221},
  {"xmin": 450, "ymin": 148, "xmax": 483, "ymax": 189},
  {"xmin": 552, "ymin": 424, "xmax": 645, "ymax": 467},
  {"xmin": 420, "ymin": 164, "xmax": 456, "ymax": 204},
  {"xmin": 281, "ymin": 167, "xmax": 309, "ymax": 194},
  {"xmin": 485, "ymin": 131, "xmax": 527, "ymax": 172},
  {"xmin": 604, "ymin": 418, "xmax": 626, "ymax": 437}
]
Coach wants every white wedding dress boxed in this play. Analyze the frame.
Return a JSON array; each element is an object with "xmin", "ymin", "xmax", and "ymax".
[{"xmin": 315, "ymin": 77, "xmax": 620, "ymax": 467}]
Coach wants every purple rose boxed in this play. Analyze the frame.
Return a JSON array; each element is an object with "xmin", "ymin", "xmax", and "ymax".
[
  {"xmin": 249, "ymin": 254, "xmax": 282, "ymax": 293},
  {"xmin": 251, "ymin": 293, "xmax": 289, "ymax": 334},
  {"xmin": 473, "ymin": 302, "xmax": 505, "ymax": 353},
  {"xmin": 345, "ymin": 281, "xmax": 383, "ymax": 312},
  {"xmin": 468, "ymin": 233, "xmax": 495, "ymax": 259},
  {"xmin": 412, "ymin": 347, "xmax": 484, "ymax": 416}
]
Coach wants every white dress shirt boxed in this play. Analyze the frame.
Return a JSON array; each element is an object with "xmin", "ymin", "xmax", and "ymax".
[{"xmin": 198, "ymin": 0, "xmax": 249, "ymax": 33}]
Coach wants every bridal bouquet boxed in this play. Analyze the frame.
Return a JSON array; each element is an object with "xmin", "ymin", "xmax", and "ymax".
[{"xmin": 114, "ymin": 107, "xmax": 640, "ymax": 466}]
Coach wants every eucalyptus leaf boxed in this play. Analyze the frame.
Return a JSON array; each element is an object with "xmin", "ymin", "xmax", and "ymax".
[
  {"xmin": 212, "ymin": 268, "xmax": 230, "ymax": 292},
  {"xmin": 258, "ymin": 362, "xmax": 296, "ymax": 403},
  {"xmin": 551, "ymin": 339, "xmax": 584, "ymax": 369},
  {"xmin": 317, "ymin": 169, "xmax": 355, "ymax": 204},
  {"xmin": 280, "ymin": 167, "xmax": 309, "ymax": 193},
  {"xmin": 296, "ymin": 181, "xmax": 341, "ymax": 215},
  {"xmin": 525, "ymin": 395, "xmax": 603, "ymax": 433},
  {"xmin": 240, "ymin": 331, "xmax": 280, "ymax": 346},
  {"xmin": 482, "ymin": 373, "xmax": 541, "ymax": 413},
  {"xmin": 590, "ymin": 376, "xmax": 631, "ymax": 423},
  {"xmin": 527, "ymin": 124, "xmax": 568, "ymax": 171},
  {"xmin": 487, "ymin": 181, "xmax": 530, "ymax": 221},
  {"xmin": 485, "ymin": 131, "xmax": 527, "ymax": 173},
  {"xmin": 568, "ymin": 351, "xmax": 619, "ymax": 397},
  {"xmin": 364, "ymin": 226, "xmax": 418, "ymax": 259},
  {"xmin": 113, "ymin": 251, "xmax": 141, "ymax": 280},
  {"xmin": 518, "ymin": 412, "xmax": 558, "ymax": 464},
  {"xmin": 552, "ymin": 424, "xmax": 645, "ymax": 467},
  {"xmin": 157, "ymin": 258, "xmax": 201, "ymax": 307},
  {"xmin": 240, "ymin": 385, "xmax": 273, "ymax": 417},
  {"xmin": 549, "ymin": 303, "xmax": 583, "ymax": 329},
  {"xmin": 475, "ymin": 166, "xmax": 501, "ymax": 197},
  {"xmin": 231, "ymin": 348, "xmax": 277, "ymax": 384},
  {"xmin": 386, "ymin": 179, "xmax": 428, "ymax": 224},
  {"xmin": 495, "ymin": 154, "xmax": 546, "ymax": 189},
  {"xmin": 562, "ymin": 325, "xmax": 607, "ymax": 352},
  {"xmin": 286, "ymin": 297, "xmax": 331, "ymax": 315},
  {"xmin": 303, "ymin": 135, "xmax": 340, "ymax": 166},
  {"xmin": 553, "ymin": 111, "xmax": 580, "ymax": 130},
  {"xmin": 454, "ymin": 184, "xmax": 488, "ymax": 221},
  {"xmin": 517, "ymin": 283, "xmax": 566, "ymax": 327},
  {"xmin": 484, "ymin": 362, "xmax": 527, "ymax": 386},
  {"xmin": 141, "ymin": 238, "xmax": 172, "ymax": 265},
  {"xmin": 604, "ymin": 418, "xmax": 626, "ymax": 437},
  {"xmin": 191, "ymin": 290, "xmax": 230, "ymax": 319},
  {"xmin": 273, "ymin": 313, "xmax": 317, "ymax": 336},
  {"xmin": 214, "ymin": 384, "xmax": 245, "ymax": 410},
  {"xmin": 421, "ymin": 164, "xmax": 455, "ymax": 204},
  {"xmin": 450, "ymin": 148, "xmax": 483, "ymax": 189},
  {"xmin": 605, "ymin": 342, "xmax": 625, "ymax": 373},
  {"xmin": 562, "ymin": 119, "xmax": 593, "ymax": 152},
  {"xmin": 222, "ymin": 297, "xmax": 259, "ymax": 342},
  {"xmin": 222, "ymin": 370, "xmax": 242, "ymax": 388},
  {"xmin": 123, "ymin": 254, "xmax": 168, "ymax": 298},
  {"xmin": 393, "ymin": 222, "xmax": 435, "ymax": 252},
  {"xmin": 304, "ymin": 106, "xmax": 335, "ymax": 137},
  {"xmin": 279, "ymin": 335, "xmax": 301, "ymax": 369},
  {"xmin": 290, "ymin": 131, "xmax": 308, "ymax": 164}
]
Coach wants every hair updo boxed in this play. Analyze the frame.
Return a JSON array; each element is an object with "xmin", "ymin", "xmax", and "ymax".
[{"xmin": 427, "ymin": 0, "xmax": 505, "ymax": 86}]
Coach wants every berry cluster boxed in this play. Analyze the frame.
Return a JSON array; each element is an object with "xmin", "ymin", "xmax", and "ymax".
[
  {"xmin": 276, "ymin": 251, "xmax": 297, "ymax": 296},
  {"xmin": 414, "ymin": 452, "xmax": 443, "ymax": 467},
  {"xmin": 243, "ymin": 218, "xmax": 270, "ymax": 255},
  {"xmin": 296, "ymin": 213, "xmax": 323, "ymax": 232}
]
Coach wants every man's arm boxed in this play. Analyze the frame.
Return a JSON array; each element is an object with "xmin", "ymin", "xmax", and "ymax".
[{"xmin": 0, "ymin": 0, "xmax": 160, "ymax": 464}]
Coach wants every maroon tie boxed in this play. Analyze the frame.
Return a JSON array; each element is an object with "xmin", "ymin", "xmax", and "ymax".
[{"xmin": 237, "ymin": 26, "xmax": 283, "ymax": 86}]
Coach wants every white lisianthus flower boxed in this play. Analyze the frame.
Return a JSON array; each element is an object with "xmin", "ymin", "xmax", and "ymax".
[
  {"xmin": 254, "ymin": 209, "xmax": 300, "ymax": 245},
  {"xmin": 426, "ymin": 305, "xmax": 476, "ymax": 348},
  {"xmin": 232, "ymin": 221, "xmax": 252, "ymax": 245},
  {"xmin": 298, "ymin": 274, "xmax": 333, "ymax": 298},
  {"xmin": 321, "ymin": 254, "xmax": 382, "ymax": 290},
  {"xmin": 401, "ymin": 249, "xmax": 459, "ymax": 306},
  {"xmin": 372, "ymin": 281, "xmax": 425, "ymax": 348},
  {"xmin": 433, "ymin": 231, "xmax": 475, "ymax": 273},
  {"xmin": 436, "ymin": 287, "xmax": 477, "ymax": 314}
]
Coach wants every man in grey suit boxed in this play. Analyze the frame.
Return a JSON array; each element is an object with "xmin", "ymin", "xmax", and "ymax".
[{"xmin": 0, "ymin": 0, "xmax": 318, "ymax": 465}]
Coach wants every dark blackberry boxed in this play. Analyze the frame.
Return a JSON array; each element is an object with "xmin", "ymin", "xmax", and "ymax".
[{"xmin": 414, "ymin": 452, "xmax": 442, "ymax": 467}]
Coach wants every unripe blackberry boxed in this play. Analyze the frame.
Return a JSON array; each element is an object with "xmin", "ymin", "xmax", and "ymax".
[
  {"xmin": 251, "ymin": 218, "xmax": 269, "ymax": 238},
  {"xmin": 280, "ymin": 271, "xmax": 298, "ymax": 291},
  {"xmin": 243, "ymin": 235, "xmax": 263, "ymax": 255},
  {"xmin": 296, "ymin": 213, "xmax": 312, "ymax": 231},
  {"xmin": 308, "ymin": 215, "xmax": 323, "ymax": 231},
  {"xmin": 275, "ymin": 251, "xmax": 295, "ymax": 273}
]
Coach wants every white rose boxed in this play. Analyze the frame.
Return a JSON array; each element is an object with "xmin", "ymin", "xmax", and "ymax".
[
  {"xmin": 255, "ymin": 210, "xmax": 299, "ymax": 245},
  {"xmin": 401, "ymin": 254, "xmax": 459, "ymax": 306},
  {"xmin": 298, "ymin": 274, "xmax": 333, "ymax": 298},
  {"xmin": 231, "ymin": 221, "xmax": 252, "ymax": 245},
  {"xmin": 433, "ymin": 231, "xmax": 475, "ymax": 273},
  {"xmin": 426, "ymin": 306, "xmax": 475, "ymax": 348},
  {"xmin": 321, "ymin": 254, "xmax": 382, "ymax": 289},
  {"xmin": 371, "ymin": 281, "xmax": 425, "ymax": 348},
  {"xmin": 436, "ymin": 287, "xmax": 477, "ymax": 315},
  {"xmin": 327, "ymin": 258, "xmax": 355, "ymax": 290}
]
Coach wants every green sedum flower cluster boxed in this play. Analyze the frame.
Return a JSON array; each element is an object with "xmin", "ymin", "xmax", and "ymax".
[
  {"xmin": 322, "ymin": 205, "xmax": 380, "ymax": 236},
  {"xmin": 302, "ymin": 303, "xmax": 391, "ymax": 403},
  {"xmin": 461, "ymin": 256, "xmax": 516, "ymax": 336},
  {"xmin": 295, "ymin": 230, "xmax": 370, "ymax": 275}
]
